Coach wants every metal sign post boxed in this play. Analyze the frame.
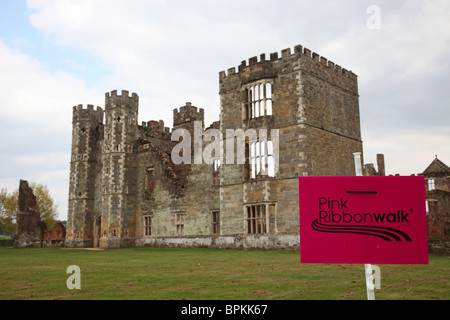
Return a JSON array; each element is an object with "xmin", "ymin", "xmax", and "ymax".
[
  {"xmin": 353, "ymin": 152, "xmax": 376, "ymax": 300},
  {"xmin": 364, "ymin": 263, "xmax": 376, "ymax": 300},
  {"xmin": 299, "ymin": 155, "xmax": 428, "ymax": 299}
]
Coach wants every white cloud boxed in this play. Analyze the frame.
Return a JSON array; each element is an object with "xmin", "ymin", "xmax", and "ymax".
[
  {"xmin": 26, "ymin": 1, "xmax": 318, "ymax": 124},
  {"xmin": 313, "ymin": 0, "xmax": 450, "ymax": 174},
  {"xmin": 0, "ymin": 38, "xmax": 104, "ymax": 220},
  {"xmin": 363, "ymin": 127, "xmax": 450, "ymax": 175},
  {"xmin": 0, "ymin": 40, "xmax": 104, "ymax": 131},
  {"xmin": 0, "ymin": 0, "xmax": 447, "ymax": 221},
  {"xmin": 319, "ymin": 1, "xmax": 450, "ymax": 81}
]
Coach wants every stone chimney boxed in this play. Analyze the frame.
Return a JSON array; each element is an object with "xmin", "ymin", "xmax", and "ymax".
[{"xmin": 377, "ymin": 154, "xmax": 385, "ymax": 176}]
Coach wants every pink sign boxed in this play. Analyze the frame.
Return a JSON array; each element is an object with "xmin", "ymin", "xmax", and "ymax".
[{"xmin": 299, "ymin": 176, "xmax": 428, "ymax": 264}]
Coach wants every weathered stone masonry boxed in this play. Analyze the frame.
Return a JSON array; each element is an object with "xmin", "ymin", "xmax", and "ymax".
[
  {"xmin": 14, "ymin": 180, "xmax": 66, "ymax": 248},
  {"xmin": 422, "ymin": 157, "xmax": 450, "ymax": 255},
  {"xmin": 65, "ymin": 44, "xmax": 363, "ymax": 249}
]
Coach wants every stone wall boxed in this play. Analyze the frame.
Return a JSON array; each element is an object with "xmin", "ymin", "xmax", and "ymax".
[
  {"xmin": 427, "ymin": 189, "xmax": 450, "ymax": 238},
  {"xmin": 428, "ymin": 237, "xmax": 450, "ymax": 256},
  {"xmin": 136, "ymin": 234, "xmax": 299, "ymax": 250},
  {"xmin": 14, "ymin": 180, "xmax": 66, "ymax": 248},
  {"xmin": 14, "ymin": 180, "xmax": 44, "ymax": 248},
  {"xmin": 42, "ymin": 221, "xmax": 66, "ymax": 247}
]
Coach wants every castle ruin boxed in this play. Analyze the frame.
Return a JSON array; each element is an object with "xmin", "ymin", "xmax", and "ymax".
[{"xmin": 65, "ymin": 44, "xmax": 363, "ymax": 249}]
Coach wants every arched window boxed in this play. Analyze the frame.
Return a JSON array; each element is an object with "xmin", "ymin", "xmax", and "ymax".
[
  {"xmin": 243, "ymin": 81, "xmax": 274, "ymax": 120},
  {"xmin": 249, "ymin": 139, "xmax": 275, "ymax": 179}
]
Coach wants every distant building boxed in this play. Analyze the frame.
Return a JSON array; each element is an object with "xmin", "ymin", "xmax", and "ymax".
[
  {"xmin": 366, "ymin": 154, "xmax": 450, "ymax": 256},
  {"xmin": 422, "ymin": 157, "xmax": 450, "ymax": 255}
]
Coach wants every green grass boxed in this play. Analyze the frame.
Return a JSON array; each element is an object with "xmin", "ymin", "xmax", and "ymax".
[{"xmin": 0, "ymin": 247, "xmax": 448, "ymax": 300}]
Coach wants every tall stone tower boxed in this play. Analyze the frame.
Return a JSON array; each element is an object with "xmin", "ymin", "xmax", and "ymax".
[
  {"xmin": 66, "ymin": 104, "xmax": 103, "ymax": 248},
  {"xmin": 218, "ymin": 45, "xmax": 362, "ymax": 237},
  {"xmin": 99, "ymin": 90, "xmax": 139, "ymax": 248}
]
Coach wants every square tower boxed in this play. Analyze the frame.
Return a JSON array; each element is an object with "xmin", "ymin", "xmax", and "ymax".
[{"xmin": 218, "ymin": 45, "xmax": 363, "ymax": 237}]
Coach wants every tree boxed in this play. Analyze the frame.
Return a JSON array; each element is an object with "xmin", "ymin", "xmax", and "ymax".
[
  {"xmin": 0, "ymin": 182, "xmax": 58, "ymax": 233},
  {"xmin": 26, "ymin": 182, "xmax": 59, "ymax": 229},
  {"xmin": 0, "ymin": 188, "xmax": 16, "ymax": 234}
]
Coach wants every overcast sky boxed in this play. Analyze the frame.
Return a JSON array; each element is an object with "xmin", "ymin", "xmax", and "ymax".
[{"xmin": 0, "ymin": 0, "xmax": 449, "ymax": 221}]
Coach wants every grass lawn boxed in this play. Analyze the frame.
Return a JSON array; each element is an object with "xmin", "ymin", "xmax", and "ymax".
[{"xmin": 0, "ymin": 247, "xmax": 448, "ymax": 300}]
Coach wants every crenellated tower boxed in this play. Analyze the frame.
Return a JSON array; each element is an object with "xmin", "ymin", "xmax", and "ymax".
[
  {"xmin": 173, "ymin": 102, "xmax": 205, "ymax": 162},
  {"xmin": 218, "ymin": 44, "xmax": 363, "ymax": 236},
  {"xmin": 99, "ymin": 90, "xmax": 139, "ymax": 248},
  {"xmin": 173, "ymin": 102, "xmax": 205, "ymax": 132},
  {"xmin": 66, "ymin": 104, "xmax": 104, "ymax": 247}
]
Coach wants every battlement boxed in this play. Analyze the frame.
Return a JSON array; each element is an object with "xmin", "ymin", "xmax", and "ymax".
[
  {"xmin": 173, "ymin": 102, "xmax": 205, "ymax": 127},
  {"xmin": 219, "ymin": 44, "xmax": 357, "ymax": 82},
  {"xmin": 206, "ymin": 120, "xmax": 220, "ymax": 131},
  {"xmin": 105, "ymin": 90, "xmax": 139, "ymax": 100},
  {"xmin": 140, "ymin": 120, "xmax": 171, "ymax": 135},
  {"xmin": 105, "ymin": 89, "xmax": 139, "ymax": 111},
  {"xmin": 72, "ymin": 104, "xmax": 104, "ymax": 123},
  {"xmin": 73, "ymin": 104, "xmax": 103, "ymax": 111}
]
